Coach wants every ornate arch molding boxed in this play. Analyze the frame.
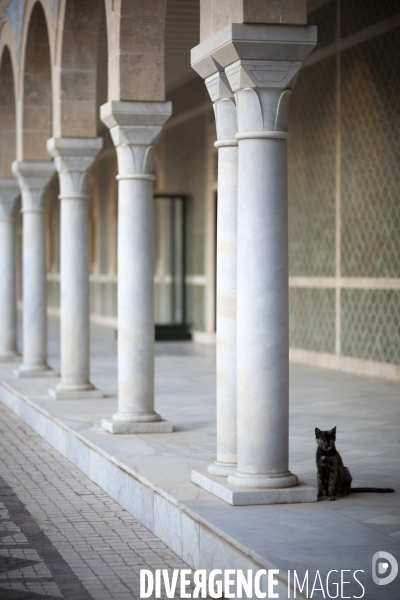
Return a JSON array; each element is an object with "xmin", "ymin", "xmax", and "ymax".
[
  {"xmin": 18, "ymin": 0, "xmax": 55, "ymax": 160},
  {"xmin": 0, "ymin": 16, "xmax": 18, "ymax": 92},
  {"xmin": 19, "ymin": 0, "xmax": 57, "ymax": 81},
  {"xmin": 19, "ymin": 0, "xmax": 55, "ymax": 76},
  {"xmin": 0, "ymin": 37, "xmax": 17, "ymax": 176}
]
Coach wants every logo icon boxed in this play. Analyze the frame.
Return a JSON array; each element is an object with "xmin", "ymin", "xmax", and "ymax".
[{"xmin": 372, "ymin": 551, "xmax": 398, "ymax": 586}]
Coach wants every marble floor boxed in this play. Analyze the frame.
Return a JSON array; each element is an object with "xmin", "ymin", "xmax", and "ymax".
[{"xmin": 1, "ymin": 316, "xmax": 399, "ymax": 599}]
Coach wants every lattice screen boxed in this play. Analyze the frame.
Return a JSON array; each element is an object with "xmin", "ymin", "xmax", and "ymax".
[
  {"xmin": 288, "ymin": 57, "xmax": 336, "ymax": 278},
  {"xmin": 342, "ymin": 290, "xmax": 400, "ymax": 364},
  {"xmin": 288, "ymin": 0, "xmax": 400, "ymax": 367},
  {"xmin": 289, "ymin": 289, "xmax": 336, "ymax": 354},
  {"xmin": 341, "ymin": 30, "xmax": 400, "ymax": 278}
]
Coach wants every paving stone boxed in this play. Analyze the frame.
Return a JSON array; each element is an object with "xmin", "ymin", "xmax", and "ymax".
[{"xmin": 0, "ymin": 406, "xmax": 194, "ymax": 599}]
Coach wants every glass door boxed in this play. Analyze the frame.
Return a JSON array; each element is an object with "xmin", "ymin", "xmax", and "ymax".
[{"xmin": 154, "ymin": 195, "xmax": 190, "ymax": 340}]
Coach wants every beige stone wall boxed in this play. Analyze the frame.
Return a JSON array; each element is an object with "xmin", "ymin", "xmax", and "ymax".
[
  {"xmin": 200, "ymin": 0, "xmax": 307, "ymax": 41},
  {"xmin": 106, "ymin": 0, "xmax": 167, "ymax": 101},
  {"xmin": 55, "ymin": 0, "xmax": 102, "ymax": 137}
]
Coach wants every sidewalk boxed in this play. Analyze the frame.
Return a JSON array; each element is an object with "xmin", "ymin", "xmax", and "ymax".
[
  {"xmin": 0, "ymin": 317, "xmax": 399, "ymax": 599},
  {"xmin": 0, "ymin": 405, "xmax": 191, "ymax": 600}
]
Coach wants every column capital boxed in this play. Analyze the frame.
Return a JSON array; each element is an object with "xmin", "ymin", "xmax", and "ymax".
[
  {"xmin": 12, "ymin": 161, "xmax": 55, "ymax": 212},
  {"xmin": 47, "ymin": 137, "xmax": 103, "ymax": 170},
  {"xmin": 47, "ymin": 137, "xmax": 103, "ymax": 199},
  {"xmin": 205, "ymin": 71, "xmax": 238, "ymax": 147},
  {"xmin": 192, "ymin": 23, "xmax": 316, "ymax": 76},
  {"xmin": 0, "ymin": 178, "xmax": 20, "ymax": 220},
  {"xmin": 100, "ymin": 101, "xmax": 172, "ymax": 179},
  {"xmin": 192, "ymin": 23, "xmax": 316, "ymax": 135}
]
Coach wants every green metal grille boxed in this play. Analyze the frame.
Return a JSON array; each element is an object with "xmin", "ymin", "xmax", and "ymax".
[
  {"xmin": 341, "ymin": 30, "xmax": 400, "ymax": 277},
  {"xmin": 288, "ymin": 58, "xmax": 336, "ymax": 277},
  {"xmin": 289, "ymin": 289, "xmax": 336, "ymax": 353},
  {"xmin": 342, "ymin": 290, "xmax": 400, "ymax": 364}
]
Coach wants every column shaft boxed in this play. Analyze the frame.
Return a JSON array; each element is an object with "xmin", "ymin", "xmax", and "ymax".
[
  {"xmin": 0, "ymin": 220, "xmax": 17, "ymax": 354},
  {"xmin": 12, "ymin": 161, "xmax": 56, "ymax": 377},
  {"xmin": 47, "ymin": 137, "xmax": 103, "ymax": 399},
  {"xmin": 214, "ymin": 143, "xmax": 238, "ymax": 471},
  {"xmin": 227, "ymin": 94, "xmax": 298, "ymax": 489},
  {"xmin": 204, "ymin": 73, "xmax": 239, "ymax": 476},
  {"xmin": 60, "ymin": 197, "xmax": 90, "ymax": 386},
  {"xmin": 235, "ymin": 137, "xmax": 290, "ymax": 480},
  {"xmin": 118, "ymin": 177, "xmax": 154, "ymax": 415},
  {"xmin": 0, "ymin": 179, "xmax": 20, "ymax": 359},
  {"xmin": 22, "ymin": 207, "xmax": 47, "ymax": 368}
]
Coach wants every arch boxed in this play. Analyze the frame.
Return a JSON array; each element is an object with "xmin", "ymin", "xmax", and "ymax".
[
  {"xmin": 105, "ymin": 0, "xmax": 167, "ymax": 102},
  {"xmin": 54, "ymin": 0, "xmax": 106, "ymax": 137},
  {"xmin": 18, "ymin": 0, "xmax": 56, "ymax": 70},
  {"xmin": 0, "ymin": 45, "xmax": 17, "ymax": 176},
  {"xmin": 21, "ymin": 1, "xmax": 53, "ymax": 160},
  {"xmin": 0, "ymin": 15, "xmax": 18, "ymax": 91}
]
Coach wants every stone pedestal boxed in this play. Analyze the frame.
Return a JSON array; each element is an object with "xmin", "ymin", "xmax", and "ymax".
[
  {"xmin": 0, "ymin": 178, "xmax": 20, "ymax": 361},
  {"xmin": 12, "ymin": 161, "xmax": 57, "ymax": 378},
  {"xmin": 47, "ymin": 137, "xmax": 103, "ymax": 400},
  {"xmin": 100, "ymin": 101, "xmax": 173, "ymax": 434},
  {"xmin": 191, "ymin": 23, "xmax": 317, "ymax": 500},
  {"xmin": 192, "ymin": 469, "xmax": 317, "ymax": 505}
]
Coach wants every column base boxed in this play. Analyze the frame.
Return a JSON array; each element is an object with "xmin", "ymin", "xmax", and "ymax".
[
  {"xmin": 228, "ymin": 470, "xmax": 299, "ymax": 489},
  {"xmin": 0, "ymin": 351, "xmax": 20, "ymax": 363},
  {"xmin": 102, "ymin": 416, "xmax": 173, "ymax": 434},
  {"xmin": 207, "ymin": 460, "xmax": 237, "ymax": 477},
  {"xmin": 48, "ymin": 383, "xmax": 103, "ymax": 400},
  {"xmin": 192, "ymin": 469, "xmax": 317, "ymax": 506},
  {"xmin": 14, "ymin": 364, "xmax": 58, "ymax": 378}
]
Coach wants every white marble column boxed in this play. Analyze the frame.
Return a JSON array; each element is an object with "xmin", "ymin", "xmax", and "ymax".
[
  {"xmin": 220, "ymin": 31, "xmax": 315, "ymax": 490},
  {"xmin": 0, "ymin": 178, "xmax": 20, "ymax": 360},
  {"xmin": 191, "ymin": 25, "xmax": 317, "ymax": 504},
  {"xmin": 12, "ymin": 161, "xmax": 56, "ymax": 377},
  {"xmin": 100, "ymin": 101, "xmax": 173, "ymax": 434},
  {"xmin": 46, "ymin": 137, "xmax": 103, "ymax": 399},
  {"xmin": 205, "ymin": 72, "xmax": 238, "ymax": 476}
]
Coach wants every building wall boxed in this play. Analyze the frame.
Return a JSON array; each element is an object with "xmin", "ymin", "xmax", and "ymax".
[{"xmin": 288, "ymin": 0, "xmax": 400, "ymax": 375}]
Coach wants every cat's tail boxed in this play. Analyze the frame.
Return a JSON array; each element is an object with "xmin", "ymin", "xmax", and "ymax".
[{"xmin": 351, "ymin": 487, "xmax": 395, "ymax": 493}]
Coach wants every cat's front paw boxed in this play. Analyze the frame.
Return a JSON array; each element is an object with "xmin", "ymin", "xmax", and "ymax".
[{"xmin": 329, "ymin": 496, "xmax": 336, "ymax": 501}]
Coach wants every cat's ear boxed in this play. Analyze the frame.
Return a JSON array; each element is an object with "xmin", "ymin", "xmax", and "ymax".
[
  {"xmin": 315, "ymin": 427, "xmax": 321, "ymax": 437},
  {"xmin": 329, "ymin": 426, "xmax": 337, "ymax": 435}
]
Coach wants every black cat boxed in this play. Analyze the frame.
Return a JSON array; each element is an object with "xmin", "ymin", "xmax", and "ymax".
[{"xmin": 315, "ymin": 427, "xmax": 395, "ymax": 501}]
